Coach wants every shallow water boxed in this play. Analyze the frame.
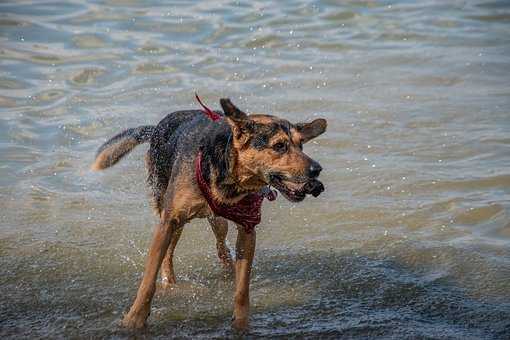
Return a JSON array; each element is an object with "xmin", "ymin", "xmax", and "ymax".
[{"xmin": 1, "ymin": 0, "xmax": 510, "ymax": 338}]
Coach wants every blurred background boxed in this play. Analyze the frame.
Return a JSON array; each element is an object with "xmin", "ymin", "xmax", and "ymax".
[{"xmin": 1, "ymin": 0, "xmax": 509, "ymax": 338}]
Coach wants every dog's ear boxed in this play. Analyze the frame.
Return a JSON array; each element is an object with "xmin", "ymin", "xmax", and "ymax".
[
  {"xmin": 220, "ymin": 98, "xmax": 248, "ymax": 121},
  {"xmin": 295, "ymin": 118, "xmax": 327, "ymax": 143},
  {"xmin": 220, "ymin": 98, "xmax": 254, "ymax": 145}
]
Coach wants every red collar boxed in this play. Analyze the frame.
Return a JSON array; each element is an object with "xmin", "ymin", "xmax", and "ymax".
[{"xmin": 195, "ymin": 152, "xmax": 276, "ymax": 233}]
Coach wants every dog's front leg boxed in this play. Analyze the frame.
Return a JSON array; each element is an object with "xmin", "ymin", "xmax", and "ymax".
[
  {"xmin": 160, "ymin": 226, "xmax": 184, "ymax": 288},
  {"xmin": 232, "ymin": 225, "xmax": 256, "ymax": 331},
  {"xmin": 208, "ymin": 216, "xmax": 234, "ymax": 270},
  {"xmin": 121, "ymin": 217, "xmax": 178, "ymax": 329}
]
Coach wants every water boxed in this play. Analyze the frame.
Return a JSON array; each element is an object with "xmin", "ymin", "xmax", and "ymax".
[{"xmin": 1, "ymin": 0, "xmax": 510, "ymax": 338}]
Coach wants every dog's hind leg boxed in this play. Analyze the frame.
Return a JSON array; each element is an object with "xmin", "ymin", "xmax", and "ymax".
[
  {"xmin": 208, "ymin": 216, "xmax": 234, "ymax": 270},
  {"xmin": 121, "ymin": 212, "xmax": 184, "ymax": 329},
  {"xmin": 160, "ymin": 226, "xmax": 183, "ymax": 288},
  {"xmin": 121, "ymin": 171, "xmax": 205, "ymax": 329}
]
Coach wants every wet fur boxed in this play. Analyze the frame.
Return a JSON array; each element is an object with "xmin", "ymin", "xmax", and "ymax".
[
  {"xmin": 91, "ymin": 125, "xmax": 154, "ymax": 171},
  {"xmin": 91, "ymin": 99, "xmax": 326, "ymax": 331},
  {"xmin": 94, "ymin": 110, "xmax": 237, "ymax": 212}
]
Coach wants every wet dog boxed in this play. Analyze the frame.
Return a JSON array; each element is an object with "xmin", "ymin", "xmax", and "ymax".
[{"xmin": 91, "ymin": 97, "xmax": 326, "ymax": 331}]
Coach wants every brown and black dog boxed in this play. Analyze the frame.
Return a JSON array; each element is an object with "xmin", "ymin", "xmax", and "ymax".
[{"xmin": 91, "ymin": 97, "xmax": 326, "ymax": 331}]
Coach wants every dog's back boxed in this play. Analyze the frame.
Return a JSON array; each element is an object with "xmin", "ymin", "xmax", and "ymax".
[{"xmin": 92, "ymin": 109, "xmax": 230, "ymax": 214}]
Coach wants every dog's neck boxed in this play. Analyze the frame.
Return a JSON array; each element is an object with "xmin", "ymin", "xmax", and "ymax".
[
  {"xmin": 208, "ymin": 163, "xmax": 257, "ymax": 205},
  {"xmin": 195, "ymin": 150, "xmax": 267, "ymax": 232},
  {"xmin": 200, "ymin": 121, "xmax": 264, "ymax": 205}
]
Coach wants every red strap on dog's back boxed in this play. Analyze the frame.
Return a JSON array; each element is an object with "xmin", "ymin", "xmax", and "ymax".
[{"xmin": 195, "ymin": 93, "xmax": 222, "ymax": 121}]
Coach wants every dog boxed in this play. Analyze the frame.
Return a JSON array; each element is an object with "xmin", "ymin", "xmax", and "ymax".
[{"xmin": 91, "ymin": 96, "xmax": 327, "ymax": 331}]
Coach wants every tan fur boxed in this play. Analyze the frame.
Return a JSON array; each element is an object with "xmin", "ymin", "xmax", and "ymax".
[
  {"xmin": 160, "ymin": 226, "xmax": 183, "ymax": 287},
  {"xmin": 249, "ymin": 114, "xmax": 280, "ymax": 124},
  {"xmin": 209, "ymin": 167, "xmax": 250, "ymax": 205},
  {"xmin": 234, "ymin": 126, "xmax": 311, "ymax": 183},
  {"xmin": 208, "ymin": 217, "xmax": 234, "ymax": 269},
  {"xmin": 232, "ymin": 227, "xmax": 256, "ymax": 331}
]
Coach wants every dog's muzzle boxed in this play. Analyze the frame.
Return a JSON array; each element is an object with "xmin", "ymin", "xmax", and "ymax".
[
  {"xmin": 303, "ymin": 179, "xmax": 324, "ymax": 197},
  {"xmin": 268, "ymin": 173, "xmax": 325, "ymax": 202}
]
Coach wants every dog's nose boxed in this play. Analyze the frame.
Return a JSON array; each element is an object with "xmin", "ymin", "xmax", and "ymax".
[{"xmin": 308, "ymin": 162, "xmax": 322, "ymax": 178}]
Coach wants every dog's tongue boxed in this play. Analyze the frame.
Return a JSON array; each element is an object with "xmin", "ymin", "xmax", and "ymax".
[{"xmin": 261, "ymin": 186, "xmax": 278, "ymax": 201}]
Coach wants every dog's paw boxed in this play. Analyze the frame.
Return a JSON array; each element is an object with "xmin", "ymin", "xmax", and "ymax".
[
  {"xmin": 120, "ymin": 314, "xmax": 147, "ymax": 330},
  {"xmin": 219, "ymin": 253, "xmax": 235, "ymax": 271},
  {"xmin": 231, "ymin": 316, "xmax": 249, "ymax": 333},
  {"xmin": 159, "ymin": 276, "xmax": 177, "ymax": 289}
]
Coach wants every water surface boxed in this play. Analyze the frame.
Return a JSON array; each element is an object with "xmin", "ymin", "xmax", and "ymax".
[{"xmin": 1, "ymin": 0, "xmax": 510, "ymax": 338}]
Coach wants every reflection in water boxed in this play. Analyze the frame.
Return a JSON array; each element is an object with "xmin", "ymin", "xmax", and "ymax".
[{"xmin": 1, "ymin": 0, "xmax": 510, "ymax": 338}]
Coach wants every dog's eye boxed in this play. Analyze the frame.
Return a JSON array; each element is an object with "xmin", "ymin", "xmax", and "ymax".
[{"xmin": 272, "ymin": 142, "xmax": 288, "ymax": 153}]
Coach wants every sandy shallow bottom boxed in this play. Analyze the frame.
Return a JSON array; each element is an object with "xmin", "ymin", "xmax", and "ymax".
[{"xmin": 1, "ymin": 0, "xmax": 510, "ymax": 338}]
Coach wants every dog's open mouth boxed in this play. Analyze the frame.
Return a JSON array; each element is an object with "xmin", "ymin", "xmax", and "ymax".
[{"xmin": 269, "ymin": 174, "xmax": 324, "ymax": 202}]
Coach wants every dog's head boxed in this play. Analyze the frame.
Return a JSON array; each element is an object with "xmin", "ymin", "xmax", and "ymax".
[{"xmin": 221, "ymin": 98, "xmax": 326, "ymax": 202}]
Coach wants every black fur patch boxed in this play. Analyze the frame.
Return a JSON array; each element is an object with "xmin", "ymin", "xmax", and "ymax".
[
  {"xmin": 147, "ymin": 110, "xmax": 206, "ymax": 212},
  {"xmin": 250, "ymin": 121, "xmax": 291, "ymax": 150},
  {"xmin": 200, "ymin": 122, "xmax": 232, "ymax": 185},
  {"xmin": 251, "ymin": 133, "xmax": 270, "ymax": 150}
]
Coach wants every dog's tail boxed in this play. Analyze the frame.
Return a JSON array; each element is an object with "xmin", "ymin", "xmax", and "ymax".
[{"xmin": 91, "ymin": 125, "xmax": 155, "ymax": 171}]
